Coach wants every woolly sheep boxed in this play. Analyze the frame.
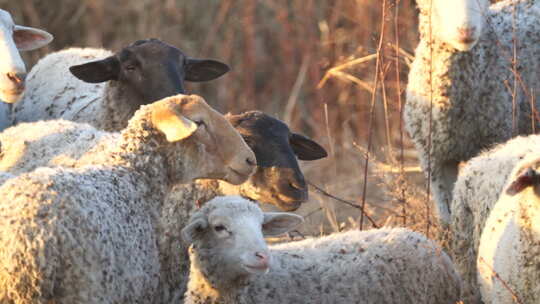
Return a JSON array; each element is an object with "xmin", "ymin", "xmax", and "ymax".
[
  {"xmin": 0, "ymin": 94, "xmax": 256, "ymax": 303},
  {"xmin": 477, "ymin": 154, "xmax": 540, "ymax": 304},
  {"xmin": 158, "ymin": 111, "xmax": 327, "ymax": 303},
  {"xmin": 0, "ymin": 9, "xmax": 52, "ymax": 130},
  {"xmin": 0, "ymin": 110, "xmax": 328, "ymax": 304},
  {"xmin": 13, "ymin": 38, "xmax": 229, "ymax": 131},
  {"xmin": 448, "ymin": 134, "xmax": 540, "ymax": 303},
  {"xmin": 404, "ymin": 0, "xmax": 540, "ymax": 226},
  {"xmin": 182, "ymin": 196, "xmax": 463, "ymax": 304}
]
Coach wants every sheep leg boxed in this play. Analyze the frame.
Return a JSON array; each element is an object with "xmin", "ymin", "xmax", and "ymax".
[{"xmin": 430, "ymin": 160, "xmax": 459, "ymax": 227}]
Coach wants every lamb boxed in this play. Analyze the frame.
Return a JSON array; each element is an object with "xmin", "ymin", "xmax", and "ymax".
[
  {"xmin": 477, "ymin": 154, "xmax": 540, "ymax": 304},
  {"xmin": 13, "ymin": 38, "xmax": 230, "ymax": 131},
  {"xmin": 158, "ymin": 111, "xmax": 327, "ymax": 303},
  {"xmin": 0, "ymin": 109, "xmax": 327, "ymax": 303},
  {"xmin": 182, "ymin": 196, "xmax": 463, "ymax": 304},
  {"xmin": 449, "ymin": 134, "xmax": 540, "ymax": 303},
  {"xmin": 0, "ymin": 94, "xmax": 256, "ymax": 304},
  {"xmin": 0, "ymin": 9, "xmax": 52, "ymax": 130},
  {"xmin": 404, "ymin": 0, "xmax": 540, "ymax": 226}
]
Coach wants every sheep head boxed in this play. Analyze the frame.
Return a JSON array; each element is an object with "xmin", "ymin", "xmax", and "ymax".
[
  {"xmin": 150, "ymin": 94, "xmax": 256, "ymax": 186},
  {"xmin": 416, "ymin": 0, "xmax": 489, "ymax": 51},
  {"xmin": 223, "ymin": 111, "xmax": 327, "ymax": 211},
  {"xmin": 0, "ymin": 9, "xmax": 52, "ymax": 103},
  {"xmin": 69, "ymin": 38, "xmax": 229, "ymax": 108},
  {"xmin": 182, "ymin": 196, "xmax": 303, "ymax": 285}
]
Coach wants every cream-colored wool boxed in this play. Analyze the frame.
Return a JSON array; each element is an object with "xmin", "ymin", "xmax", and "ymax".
[
  {"xmin": 183, "ymin": 196, "xmax": 462, "ymax": 304},
  {"xmin": 0, "ymin": 94, "xmax": 255, "ymax": 304},
  {"xmin": 449, "ymin": 134, "xmax": 540, "ymax": 303},
  {"xmin": 477, "ymin": 154, "xmax": 540, "ymax": 304}
]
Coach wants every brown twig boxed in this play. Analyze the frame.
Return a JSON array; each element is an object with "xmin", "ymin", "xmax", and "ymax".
[
  {"xmin": 307, "ymin": 181, "xmax": 379, "ymax": 229},
  {"xmin": 359, "ymin": 0, "xmax": 387, "ymax": 230},
  {"xmin": 478, "ymin": 257, "xmax": 523, "ymax": 304}
]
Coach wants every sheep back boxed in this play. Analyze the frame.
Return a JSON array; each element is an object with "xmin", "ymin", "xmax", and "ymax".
[
  {"xmin": 0, "ymin": 166, "xmax": 161, "ymax": 303},
  {"xmin": 0, "ymin": 119, "xmax": 114, "ymax": 175},
  {"xmin": 245, "ymin": 228, "xmax": 461, "ymax": 304},
  {"xmin": 449, "ymin": 134, "xmax": 540, "ymax": 302},
  {"xmin": 13, "ymin": 48, "xmax": 112, "ymax": 126},
  {"xmin": 477, "ymin": 154, "xmax": 540, "ymax": 304}
]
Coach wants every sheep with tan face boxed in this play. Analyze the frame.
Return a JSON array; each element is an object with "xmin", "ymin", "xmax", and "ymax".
[
  {"xmin": 13, "ymin": 38, "xmax": 229, "ymax": 131},
  {"xmin": 0, "ymin": 109, "xmax": 328, "ymax": 304},
  {"xmin": 0, "ymin": 9, "xmax": 52, "ymax": 130},
  {"xmin": 0, "ymin": 94, "xmax": 255, "ymax": 304},
  {"xmin": 182, "ymin": 196, "xmax": 462, "ymax": 304},
  {"xmin": 405, "ymin": 0, "xmax": 540, "ymax": 226}
]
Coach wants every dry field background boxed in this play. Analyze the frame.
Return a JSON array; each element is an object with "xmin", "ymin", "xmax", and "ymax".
[{"xmin": 2, "ymin": 0, "xmax": 498, "ymax": 239}]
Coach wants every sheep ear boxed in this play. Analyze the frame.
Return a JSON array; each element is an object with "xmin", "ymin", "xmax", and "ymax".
[
  {"xmin": 69, "ymin": 56, "xmax": 120, "ymax": 83},
  {"xmin": 506, "ymin": 167, "xmax": 539, "ymax": 196},
  {"xmin": 184, "ymin": 58, "xmax": 230, "ymax": 82},
  {"xmin": 152, "ymin": 104, "xmax": 198, "ymax": 142},
  {"xmin": 262, "ymin": 212, "xmax": 304, "ymax": 236},
  {"xmin": 13, "ymin": 25, "xmax": 53, "ymax": 51},
  {"xmin": 290, "ymin": 133, "xmax": 328, "ymax": 161},
  {"xmin": 182, "ymin": 218, "xmax": 208, "ymax": 244}
]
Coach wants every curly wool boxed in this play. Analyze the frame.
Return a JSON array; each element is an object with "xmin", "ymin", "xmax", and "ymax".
[
  {"xmin": 185, "ymin": 199, "xmax": 462, "ymax": 304},
  {"xmin": 0, "ymin": 101, "xmax": 197, "ymax": 303},
  {"xmin": 477, "ymin": 154, "xmax": 540, "ymax": 304},
  {"xmin": 12, "ymin": 48, "xmax": 129, "ymax": 131},
  {"xmin": 404, "ymin": 0, "xmax": 540, "ymax": 226},
  {"xmin": 449, "ymin": 134, "xmax": 540, "ymax": 303}
]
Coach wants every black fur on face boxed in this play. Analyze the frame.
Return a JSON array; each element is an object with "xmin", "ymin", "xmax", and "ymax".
[
  {"xmin": 227, "ymin": 111, "xmax": 327, "ymax": 211},
  {"xmin": 69, "ymin": 38, "xmax": 230, "ymax": 108}
]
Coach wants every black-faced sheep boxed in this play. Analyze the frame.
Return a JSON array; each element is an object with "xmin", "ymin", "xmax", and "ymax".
[{"xmin": 13, "ymin": 38, "xmax": 229, "ymax": 131}]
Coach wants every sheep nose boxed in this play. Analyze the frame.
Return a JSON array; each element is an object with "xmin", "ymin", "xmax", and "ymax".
[
  {"xmin": 457, "ymin": 26, "xmax": 477, "ymax": 44},
  {"xmin": 255, "ymin": 251, "xmax": 269, "ymax": 268}
]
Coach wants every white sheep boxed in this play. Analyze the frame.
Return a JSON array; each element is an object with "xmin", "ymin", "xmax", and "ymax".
[
  {"xmin": 0, "ymin": 94, "xmax": 256, "ymax": 304},
  {"xmin": 448, "ymin": 134, "xmax": 540, "ymax": 303},
  {"xmin": 477, "ymin": 153, "xmax": 540, "ymax": 304},
  {"xmin": 181, "ymin": 196, "xmax": 463, "ymax": 304},
  {"xmin": 0, "ymin": 110, "xmax": 328, "ymax": 304},
  {"xmin": 13, "ymin": 38, "xmax": 230, "ymax": 131},
  {"xmin": 0, "ymin": 9, "xmax": 52, "ymax": 130},
  {"xmin": 404, "ymin": 0, "xmax": 540, "ymax": 226}
]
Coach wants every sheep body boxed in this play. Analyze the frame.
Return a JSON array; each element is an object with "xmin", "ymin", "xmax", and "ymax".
[
  {"xmin": 0, "ymin": 95, "xmax": 255, "ymax": 303},
  {"xmin": 183, "ymin": 196, "xmax": 462, "ymax": 304},
  {"xmin": 449, "ymin": 134, "xmax": 540, "ymax": 302},
  {"xmin": 477, "ymin": 154, "xmax": 540, "ymax": 304},
  {"xmin": 405, "ymin": 0, "xmax": 540, "ymax": 226},
  {"xmin": 13, "ymin": 48, "xmax": 115, "ymax": 128}
]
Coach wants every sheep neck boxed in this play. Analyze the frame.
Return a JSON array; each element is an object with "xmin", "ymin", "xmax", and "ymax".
[
  {"xmin": 83, "ymin": 112, "xmax": 174, "ymax": 193},
  {"xmin": 185, "ymin": 249, "xmax": 251, "ymax": 304},
  {"xmin": 101, "ymin": 81, "xmax": 146, "ymax": 132}
]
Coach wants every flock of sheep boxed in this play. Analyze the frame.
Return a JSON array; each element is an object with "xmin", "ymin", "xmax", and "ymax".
[{"xmin": 0, "ymin": 0, "xmax": 538, "ymax": 303}]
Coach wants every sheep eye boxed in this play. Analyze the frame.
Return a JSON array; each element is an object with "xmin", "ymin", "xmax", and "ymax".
[
  {"xmin": 125, "ymin": 65, "xmax": 137, "ymax": 71},
  {"xmin": 195, "ymin": 120, "xmax": 205, "ymax": 127},
  {"xmin": 214, "ymin": 224, "xmax": 226, "ymax": 232}
]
